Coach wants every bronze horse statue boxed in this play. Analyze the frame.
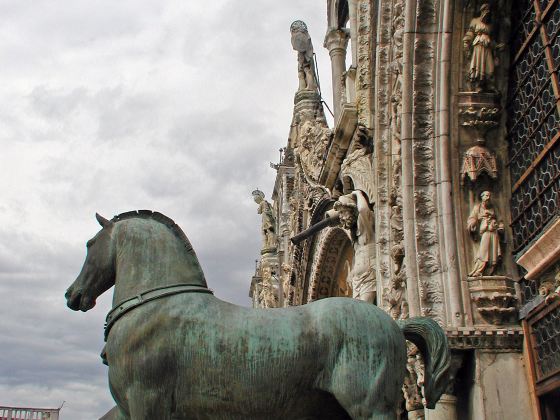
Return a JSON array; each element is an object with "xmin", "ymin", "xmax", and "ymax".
[{"xmin": 66, "ymin": 211, "xmax": 450, "ymax": 420}]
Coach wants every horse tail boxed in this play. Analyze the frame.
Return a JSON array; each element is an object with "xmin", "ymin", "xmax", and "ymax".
[{"xmin": 397, "ymin": 317, "xmax": 450, "ymax": 408}]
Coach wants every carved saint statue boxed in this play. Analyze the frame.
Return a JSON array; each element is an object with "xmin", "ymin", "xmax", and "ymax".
[
  {"xmin": 463, "ymin": 3, "xmax": 503, "ymax": 92},
  {"xmin": 467, "ymin": 191, "xmax": 505, "ymax": 276},
  {"xmin": 329, "ymin": 190, "xmax": 376, "ymax": 303},
  {"xmin": 290, "ymin": 20, "xmax": 318, "ymax": 92},
  {"xmin": 253, "ymin": 190, "xmax": 277, "ymax": 252}
]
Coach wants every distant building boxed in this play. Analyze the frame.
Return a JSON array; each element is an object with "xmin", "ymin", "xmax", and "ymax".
[{"xmin": 0, "ymin": 406, "xmax": 60, "ymax": 420}]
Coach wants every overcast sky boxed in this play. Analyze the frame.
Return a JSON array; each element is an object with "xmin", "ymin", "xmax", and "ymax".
[{"xmin": 0, "ymin": 1, "xmax": 334, "ymax": 418}]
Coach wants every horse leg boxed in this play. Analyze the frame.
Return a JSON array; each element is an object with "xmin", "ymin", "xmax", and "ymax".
[{"xmin": 127, "ymin": 387, "xmax": 173, "ymax": 420}]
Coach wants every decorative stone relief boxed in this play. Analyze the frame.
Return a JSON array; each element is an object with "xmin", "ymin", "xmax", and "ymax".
[
  {"xmin": 281, "ymin": 263, "xmax": 294, "ymax": 307},
  {"xmin": 296, "ymin": 119, "xmax": 333, "ymax": 183},
  {"xmin": 340, "ymin": 124, "xmax": 375, "ymax": 200},
  {"xmin": 373, "ymin": 0, "xmax": 394, "ymax": 317},
  {"xmin": 356, "ymin": 0, "xmax": 373, "ymax": 125},
  {"xmin": 409, "ymin": 0, "xmax": 445, "ymax": 327},
  {"xmin": 403, "ymin": 343, "xmax": 426, "ymax": 415},
  {"xmin": 259, "ymin": 266, "xmax": 278, "ymax": 308},
  {"xmin": 326, "ymin": 190, "xmax": 376, "ymax": 303},
  {"xmin": 467, "ymin": 276, "xmax": 518, "ymax": 325},
  {"xmin": 539, "ymin": 271, "xmax": 560, "ymax": 304},
  {"xmin": 290, "ymin": 20, "xmax": 318, "ymax": 92}
]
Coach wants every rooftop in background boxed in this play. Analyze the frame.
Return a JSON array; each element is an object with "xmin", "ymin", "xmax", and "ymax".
[{"xmin": 0, "ymin": 406, "xmax": 61, "ymax": 420}]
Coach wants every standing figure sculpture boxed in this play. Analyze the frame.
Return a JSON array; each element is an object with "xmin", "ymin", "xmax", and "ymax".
[
  {"xmin": 290, "ymin": 20, "xmax": 318, "ymax": 91},
  {"xmin": 467, "ymin": 191, "xmax": 505, "ymax": 276},
  {"xmin": 463, "ymin": 3, "xmax": 503, "ymax": 92},
  {"xmin": 330, "ymin": 190, "xmax": 376, "ymax": 303},
  {"xmin": 252, "ymin": 189, "xmax": 277, "ymax": 252}
]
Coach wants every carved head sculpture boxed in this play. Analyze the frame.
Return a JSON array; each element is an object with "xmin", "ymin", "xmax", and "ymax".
[
  {"xmin": 480, "ymin": 190, "xmax": 491, "ymax": 204},
  {"xmin": 480, "ymin": 3, "xmax": 490, "ymax": 21},
  {"xmin": 334, "ymin": 195, "xmax": 358, "ymax": 230},
  {"xmin": 290, "ymin": 20, "xmax": 308, "ymax": 35},
  {"xmin": 252, "ymin": 189, "xmax": 265, "ymax": 204}
]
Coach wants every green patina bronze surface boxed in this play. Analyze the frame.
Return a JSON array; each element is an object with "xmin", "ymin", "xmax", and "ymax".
[{"xmin": 66, "ymin": 211, "xmax": 450, "ymax": 420}]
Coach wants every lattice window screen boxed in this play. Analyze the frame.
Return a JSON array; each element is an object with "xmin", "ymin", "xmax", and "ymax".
[{"xmin": 508, "ymin": 0, "xmax": 560, "ymax": 253}]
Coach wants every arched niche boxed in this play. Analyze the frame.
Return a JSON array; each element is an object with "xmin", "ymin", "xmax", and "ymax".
[{"xmin": 305, "ymin": 227, "xmax": 353, "ymax": 302}]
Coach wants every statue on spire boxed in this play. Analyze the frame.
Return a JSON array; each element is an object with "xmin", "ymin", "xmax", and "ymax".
[{"xmin": 290, "ymin": 20, "xmax": 318, "ymax": 92}]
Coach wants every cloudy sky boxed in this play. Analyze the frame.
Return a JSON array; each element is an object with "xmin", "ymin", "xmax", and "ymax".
[{"xmin": 0, "ymin": 1, "xmax": 333, "ymax": 418}]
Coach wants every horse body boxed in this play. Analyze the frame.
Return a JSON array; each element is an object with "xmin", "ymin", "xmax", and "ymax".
[
  {"xmin": 106, "ymin": 295, "xmax": 405, "ymax": 419},
  {"xmin": 66, "ymin": 211, "xmax": 450, "ymax": 420}
]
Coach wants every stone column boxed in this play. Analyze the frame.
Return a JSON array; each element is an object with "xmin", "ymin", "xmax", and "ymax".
[
  {"xmin": 324, "ymin": 28, "xmax": 349, "ymax": 122},
  {"xmin": 348, "ymin": 0, "xmax": 358, "ymax": 66},
  {"xmin": 424, "ymin": 394, "xmax": 458, "ymax": 420}
]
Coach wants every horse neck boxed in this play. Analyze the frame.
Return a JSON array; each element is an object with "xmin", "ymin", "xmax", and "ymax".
[{"xmin": 111, "ymin": 219, "xmax": 207, "ymax": 304}]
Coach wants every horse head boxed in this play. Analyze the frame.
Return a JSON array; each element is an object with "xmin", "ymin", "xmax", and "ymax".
[{"xmin": 66, "ymin": 213, "xmax": 117, "ymax": 312}]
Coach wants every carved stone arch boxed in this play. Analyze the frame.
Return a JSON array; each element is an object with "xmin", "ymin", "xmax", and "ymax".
[{"xmin": 305, "ymin": 227, "xmax": 353, "ymax": 302}]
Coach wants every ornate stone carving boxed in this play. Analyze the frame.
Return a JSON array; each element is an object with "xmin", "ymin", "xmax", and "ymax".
[
  {"xmin": 467, "ymin": 276, "xmax": 518, "ymax": 325},
  {"xmin": 259, "ymin": 266, "xmax": 278, "ymax": 308},
  {"xmin": 460, "ymin": 144, "xmax": 498, "ymax": 185},
  {"xmin": 462, "ymin": 3, "xmax": 504, "ymax": 93},
  {"xmin": 447, "ymin": 327, "xmax": 524, "ymax": 351},
  {"xmin": 252, "ymin": 189, "xmax": 277, "ymax": 254},
  {"xmin": 467, "ymin": 191, "xmax": 505, "ymax": 277},
  {"xmin": 538, "ymin": 270, "xmax": 560, "ymax": 304},
  {"xmin": 356, "ymin": 0, "xmax": 373, "ymax": 125},
  {"xmin": 290, "ymin": 20, "xmax": 318, "ymax": 92},
  {"xmin": 296, "ymin": 119, "xmax": 332, "ymax": 182},
  {"xmin": 341, "ymin": 124, "xmax": 374, "ymax": 198},
  {"xmin": 327, "ymin": 190, "xmax": 376, "ymax": 303},
  {"xmin": 306, "ymin": 227, "xmax": 352, "ymax": 302},
  {"xmin": 281, "ymin": 263, "xmax": 294, "ymax": 307},
  {"xmin": 409, "ymin": 1, "xmax": 446, "ymax": 327},
  {"xmin": 403, "ymin": 343, "xmax": 426, "ymax": 414}
]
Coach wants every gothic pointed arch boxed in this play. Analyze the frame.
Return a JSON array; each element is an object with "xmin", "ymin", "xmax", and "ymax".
[{"xmin": 304, "ymin": 226, "xmax": 353, "ymax": 302}]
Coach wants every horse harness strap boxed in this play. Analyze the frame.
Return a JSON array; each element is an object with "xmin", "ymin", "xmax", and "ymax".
[{"xmin": 104, "ymin": 283, "xmax": 213, "ymax": 340}]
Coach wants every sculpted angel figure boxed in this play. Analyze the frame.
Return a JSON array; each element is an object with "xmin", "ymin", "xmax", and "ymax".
[
  {"xmin": 467, "ymin": 191, "xmax": 505, "ymax": 276},
  {"xmin": 290, "ymin": 20, "xmax": 317, "ymax": 91},
  {"xmin": 328, "ymin": 190, "xmax": 376, "ymax": 303},
  {"xmin": 463, "ymin": 3, "xmax": 503, "ymax": 92}
]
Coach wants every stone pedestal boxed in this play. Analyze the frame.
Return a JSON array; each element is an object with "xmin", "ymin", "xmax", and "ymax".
[
  {"xmin": 425, "ymin": 394, "xmax": 457, "ymax": 420},
  {"xmin": 407, "ymin": 408, "xmax": 425, "ymax": 420},
  {"xmin": 293, "ymin": 90, "xmax": 326, "ymax": 124},
  {"xmin": 467, "ymin": 276, "xmax": 518, "ymax": 325}
]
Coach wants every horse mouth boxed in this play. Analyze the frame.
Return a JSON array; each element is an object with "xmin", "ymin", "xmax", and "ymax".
[{"xmin": 66, "ymin": 289, "xmax": 96, "ymax": 312}]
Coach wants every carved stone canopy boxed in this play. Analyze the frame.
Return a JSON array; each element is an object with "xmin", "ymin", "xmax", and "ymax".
[{"xmin": 460, "ymin": 144, "xmax": 498, "ymax": 185}]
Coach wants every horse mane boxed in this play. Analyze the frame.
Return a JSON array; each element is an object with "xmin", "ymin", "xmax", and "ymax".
[{"xmin": 110, "ymin": 210, "xmax": 196, "ymax": 256}]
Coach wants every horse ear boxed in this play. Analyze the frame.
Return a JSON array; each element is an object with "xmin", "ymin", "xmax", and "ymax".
[{"xmin": 96, "ymin": 213, "xmax": 113, "ymax": 228}]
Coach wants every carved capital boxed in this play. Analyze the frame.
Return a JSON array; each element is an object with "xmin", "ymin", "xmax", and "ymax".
[
  {"xmin": 324, "ymin": 28, "xmax": 350, "ymax": 56},
  {"xmin": 467, "ymin": 276, "xmax": 518, "ymax": 325},
  {"xmin": 457, "ymin": 92, "xmax": 501, "ymax": 146}
]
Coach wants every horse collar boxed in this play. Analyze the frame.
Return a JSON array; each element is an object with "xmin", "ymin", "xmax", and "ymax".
[{"xmin": 104, "ymin": 283, "xmax": 213, "ymax": 341}]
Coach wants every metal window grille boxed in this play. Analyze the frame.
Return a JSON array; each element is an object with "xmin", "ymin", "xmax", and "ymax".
[
  {"xmin": 508, "ymin": 0, "xmax": 560, "ymax": 254},
  {"xmin": 527, "ymin": 300, "xmax": 560, "ymax": 383}
]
